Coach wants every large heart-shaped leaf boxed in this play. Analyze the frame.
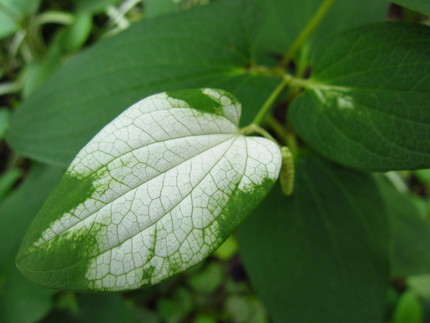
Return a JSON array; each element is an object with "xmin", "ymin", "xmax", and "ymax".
[
  {"xmin": 16, "ymin": 88, "xmax": 282, "ymax": 292},
  {"xmin": 238, "ymin": 152, "xmax": 390, "ymax": 323}
]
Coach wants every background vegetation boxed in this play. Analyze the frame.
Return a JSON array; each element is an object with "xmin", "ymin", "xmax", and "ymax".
[{"xmin": 0, "ymin": 0, "xmax": 429, "ymax": 322}]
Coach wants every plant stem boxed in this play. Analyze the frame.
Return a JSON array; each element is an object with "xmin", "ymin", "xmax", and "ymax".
[
  {"xmin": 0, "ymin": 81, "xmax": 21, "ymax": 96},
  {"xmin": 265, "ymin": 114, "xmax": 288, "ymax": 144},
  {"xmin": 241, "ymin": 124, "xmax": 278, "ymax": 145},
  {"xmin": 279, "ymin": 0, "xmax": 336, "ymax": 68},
  {"xmin": 34, "ymin": 11, "xmax": 74, "ymax": 26},
  {"xmin": 252, "ymin": 78, "xmax": 289, "ymax": 125}
]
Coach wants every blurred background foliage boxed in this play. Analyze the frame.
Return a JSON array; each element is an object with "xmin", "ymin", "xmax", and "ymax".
[{"xmin": 0, "ymin": 0, "xmax": 429, "ymax": 322}]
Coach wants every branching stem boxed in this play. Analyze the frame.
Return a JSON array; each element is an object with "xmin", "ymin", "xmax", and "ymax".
[{"xmin": 279, "ymin": 0, "xmax": 336, "ymax": 68}]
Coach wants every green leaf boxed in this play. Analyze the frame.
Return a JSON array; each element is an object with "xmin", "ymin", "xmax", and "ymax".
[
  {"xmin": 187, "ymin": 262, "xmax": 224, "ymax": 293},
  {"xmin": 414, "ymin": 169, "xmax": 430, "ymax": 185},
  {"xmin": 16, "ymin": 89, "xmax": 282, "ymax": 292},
  {"xmin": 213, "ymin": 235, "xmax": 237, "ymax": 260},
  {"xmin": 0, "ymin": 108, "xmax": 11, "ymax": 139},
  {"xmin": 0, "ymin": 269, "xmax": 54, "ymax": 323},
  {"xmin": 0, "ymin": 168, "xmax": 21, "ymax": 202},
  {"xmin": 22, "ymin": 52, "xmax": 62, "ymax": 98},
  {"xmin": 255, "ymin": 0, "xmax": 387, "ymax": 57},
  {"xmin": 290, "ymin": 23, "xmax": 430, "ymax": 171},
  {"xmin": 157, "ymin": 288, "xmax": 193, "ymax": 322},
  {"xmin": 0, "ymin": 0, "xmax": 40, "ymax": 39},
  {"xmin": 225, "ymin": 294, "xmax": 268, "ymax": 323},
  {"xmin": 391, "ymin": 0, "xmax": 430, "ymax": 16},
  {"xmin": 74, "ymin": 0, "xmax": 116, "ymax": 14},
  {"xmin": 0, "ymin": 165, "xmax": 63, "ymax": 323},
  {"xmin": 393, "ymin": 291, "xmax": 423, "ymax": 323},
  {"xmin": 145, "ymin": 0, "xmax": 180, "ymax": 18},
  {"xmin": 73, "ymin": 294, "xmax": 135, "ymax": 323},
  {"xmin": 408, "ymin": 275, "xmax": 430, "ymax": 299},
  {"xmin": 377, "ymin": 176, "xmax": 430, "ymax": 277},
  {"xmin": 238, "ymin": 152, "xmax": 390, "ymax": 323},
  {"xmin": 7, "ymin": 0, "xmax": 278, "ymax": 167},
  {"xmin": 0, "ymin": 164, "xmax": 63, "ymax": 267},
  {"xmin": 58, "ymin": 13, "xmax": 92, "ymax": 52}
]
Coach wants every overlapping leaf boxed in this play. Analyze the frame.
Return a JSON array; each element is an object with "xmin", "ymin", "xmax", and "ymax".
[
  {"xmin": 377, "ymin": 176, "xmax": 430, "ymax": 277},
  {"xmin": 255, "ymin": 0, "xmax": 387, "ymax": 57},
  {"xmin": 290, "ymin": 23, "xmax": 430, "ymax": 171},
  {"xmin": 390, "ymin": 0, "xmax": 430, "ymax": 16},
  {"xmin": 0, "ymin": 165, "xmax": 63, "ymax": 323},
  {"xmin": 17, "ymin": 89, "xmax": 281, "ymax": 292},
  {"xmin": 239, "ymin": 152, "xmax": 390, "ymax": 323}
]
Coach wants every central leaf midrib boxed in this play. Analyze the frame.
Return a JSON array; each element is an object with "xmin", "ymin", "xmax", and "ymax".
[{"xmin": 92, "ymin": 136, "xmax": 242, "ymax": 260}]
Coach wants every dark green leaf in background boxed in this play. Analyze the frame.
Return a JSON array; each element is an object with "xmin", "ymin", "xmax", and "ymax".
[
  {"xmin": 255, "ymin": 0, "xmax": 387, "ymax": 59},
  {"xmin": 393, "ymin": 291, "xmax": 423, "ymax": 323},
  {"xmin": 0, "ymin": 165, "xmax": 63, "ymax": 270},
  {"xmin": 0, "ymin": 108, "xmax": 11, "ymax": 139},
  {"xmin": 390, "ymin": 0, "xmax": 430, "ymax": 16},
  {"xmin": 290, "ymin": 23, "xmax": 430, "ymax": 171},
  {"xmin": 73, "ymin": 0, "xmax": 117, "ymax": 14},
  {"xmin": 72, "ymin": 294, "xmax": 135, "ymax": 323},
  {"xmin": 7, "ymin": 0, "xmax": 278, "ymax": 167},
  {"xmin": 377, "ymin": 176, "xmax": 430, "ymax": 277},
  {"xmin": 238, "ymin": 152, "xmax": 390, "ymax": 323},
  {"xmin": 22, "ymin": 52, "xmax": 62, "ymax": 99},
  {"xmin": 0, "ymin": 168, "xmax": 21, "ymax": 202},
  {"xmin": 0, "ymin": 165, "xmax": 63, "ymax": 323},
  {"xmin": 58, "ymin": 13, "xmax": 92, "ymax": 53},
  {"xmin": 0, "ymin": 269, "xmax": 54, "ymax": 323},
  {"xmin": 145, "ymin": 0, "xmax": 180, "ymax": 18}
]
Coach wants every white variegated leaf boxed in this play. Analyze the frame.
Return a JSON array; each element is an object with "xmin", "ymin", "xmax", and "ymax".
[{"xmin": 17, "ymin": 88, "xmax": 281, "ymax": 292}]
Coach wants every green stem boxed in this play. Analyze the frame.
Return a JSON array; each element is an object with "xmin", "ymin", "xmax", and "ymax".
[
  {"xmin": 279, "ymin": 0, "xmax": 336, "ymax": 68},
  {"xmin": 252, "ymin": 78, "xmax": 289, "ymax": 125},
  {"xmin": 33, "ymin": 11, "xmax": 74, "ymax": 26},
  {"xmin": 0, "ymin": 81, "xmax": 22, "ymax": 96},
  {"xmin": 241, "ymin": 124, "xmax": 278, "ymax": 145},
  {"xmin": 265, "ymin": 115, "xmax": 288, "ymax": 144}
]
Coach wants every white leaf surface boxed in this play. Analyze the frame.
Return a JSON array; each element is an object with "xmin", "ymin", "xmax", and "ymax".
[{"xmin": 17, "ymin": 88, "xmax": 282, "ymax": 291}]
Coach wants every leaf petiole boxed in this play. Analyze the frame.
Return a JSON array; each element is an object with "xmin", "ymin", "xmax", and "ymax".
[{"xmin": 241, "ymin": 123, "xmax": 278, "ymax": 145}]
